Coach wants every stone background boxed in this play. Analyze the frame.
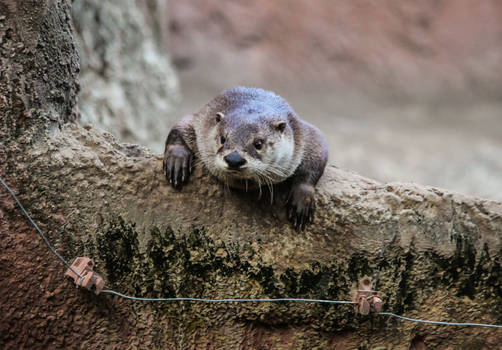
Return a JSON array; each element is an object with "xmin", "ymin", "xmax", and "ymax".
[
  {"xmin": 73, "ymin": 0, "xmax": 180, "ymax": 152},
  {"xmin": 168, "ymin": 0, "xmax": 502, "ymax": 201}
]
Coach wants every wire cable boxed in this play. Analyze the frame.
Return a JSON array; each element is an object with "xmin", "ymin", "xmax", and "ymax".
[
  {"xmin": 2, "ymin": 176, "xmax": 502, "ymax": 329},
  {"xmin": 378, "ymin": 312, "xmax": 502, "ymax": 329},
  {"xmin": 101, "ymin": 290, "xmax": 502, "ymax": 328},
  {"xmin": 0, "ymin": 177, "xmax": 84, "ymax": 279},
  {"xmin": 101, "ymin": 290, "xmax": 355, "ymax": 304}
]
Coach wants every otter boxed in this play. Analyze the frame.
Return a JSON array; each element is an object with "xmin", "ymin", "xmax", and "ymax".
[{"xmin": 163, "ymin": 87, "xmax": 328, "ymax": 229}]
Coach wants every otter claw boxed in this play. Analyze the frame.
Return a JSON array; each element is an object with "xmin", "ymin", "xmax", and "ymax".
[
  {"xmin": 286, "ymin": 183, "xmax": 315, "ymax": 230},
  {"xmin": 287, "ymin": 202, "xmax": 312, "ymax": 230},
  {"xmin": 163, "ymin": 143, "xmax": 193, "ymax": 189}
]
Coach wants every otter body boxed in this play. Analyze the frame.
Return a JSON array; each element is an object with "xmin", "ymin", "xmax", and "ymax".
[{"xmin": 163, "ymin": 87, "xmax": 328, "ymax": 229}]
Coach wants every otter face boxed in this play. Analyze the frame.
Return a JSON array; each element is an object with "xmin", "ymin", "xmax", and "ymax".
[{"xmin": 197, "ymin": 110, "xmax": 297, "ymax": 185}]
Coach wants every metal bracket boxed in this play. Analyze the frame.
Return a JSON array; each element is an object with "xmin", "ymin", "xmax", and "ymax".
[
  {"xmin": 65, "ymin": 257, "xmax": 105, "ymax": 295},
  {"xmin": 353, "ymin": 277, "xmax": 383, "ymax": 315}
]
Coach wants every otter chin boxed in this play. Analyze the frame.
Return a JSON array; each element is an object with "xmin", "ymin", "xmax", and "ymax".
[{"xmin": 163, "ymin": 87, "xmax": 328, "ymax": 229}]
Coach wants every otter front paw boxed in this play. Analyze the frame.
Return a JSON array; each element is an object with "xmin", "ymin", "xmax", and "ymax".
[
  {"xmin": 163, "ymin": 143, "xmax": 193, "ymax": 188},
  {"xmin": 286, "ymin": 183, "xmax": 315, "ymax": 230}
]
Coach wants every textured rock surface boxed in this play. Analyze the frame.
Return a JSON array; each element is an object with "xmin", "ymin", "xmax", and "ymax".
[
  {"xmin": 1, "ymin": 1, "xmax": 502, "ymax": 349},
  {"xmin": 72, "ymin": 0, "xmax": 179, "ymax": 152}
]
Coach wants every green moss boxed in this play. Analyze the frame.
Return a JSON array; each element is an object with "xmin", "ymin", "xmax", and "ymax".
[
  {"xmin": 394, "ymin": 249, "xmax": 416, "ymax": 314},
  {"xmin": 89, "ymin": 218, "xmax": 502, "ymax": 331},
  {"xmin": 95, "ymin": 217, "xmax": 140, "ymax": 286},
  {"xmin": 347, "ymin": 253, "xmax": 372, "ymax": 282},
  {"xmin": 425, "ymin": 234, "xmax": 490, "ymax": 299}
]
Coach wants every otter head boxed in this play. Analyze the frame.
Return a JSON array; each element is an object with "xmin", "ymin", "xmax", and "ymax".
[{"xmin": 197, "ymin": 92, "xmax": 298, "ymax": 187}]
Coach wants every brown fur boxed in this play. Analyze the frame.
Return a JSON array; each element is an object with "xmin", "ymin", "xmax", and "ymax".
[{"xmin": 163, "ymin": 87, "xmax": 328, "ymax": 229}]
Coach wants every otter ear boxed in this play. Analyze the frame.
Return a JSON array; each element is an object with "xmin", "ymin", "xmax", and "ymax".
[
  {"xmin": 273, "ymin": 120, "xmax": 287, "ymax": 133},
  {"xmin": 215, "ymin": 112, "xmax": 225, "ymax": 123}
]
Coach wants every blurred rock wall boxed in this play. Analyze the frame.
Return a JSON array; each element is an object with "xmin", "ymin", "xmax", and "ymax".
[
  {"xmin": 73, "ymin": 0, "xmax": 180, "ymax": 152},
  {"xmin": 169, "ymin": 0, "xmax": 502, "ymax": 101},
  {"xmin": 167, "ymin": 0, "xmax": 502, "ymax": 202}
]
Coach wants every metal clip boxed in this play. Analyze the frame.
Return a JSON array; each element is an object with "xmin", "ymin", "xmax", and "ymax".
[
  {"xmin": 65, "ymin": 257, "xmax": 105, "ymax": 295},
  {"xmin": 353, "ymin": 277, "xmax": 383, "ymax": 315}
]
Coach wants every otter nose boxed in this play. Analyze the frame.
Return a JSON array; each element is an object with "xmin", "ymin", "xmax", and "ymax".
[{"xmin": 224, "ymin": 152, "xmax": 247, "ymax": 169}]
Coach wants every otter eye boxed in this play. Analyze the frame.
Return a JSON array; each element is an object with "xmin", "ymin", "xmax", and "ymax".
[
  {"xmin": 254, "ymin": 139, "xmax": 263, "ymax": 150},
  {"xmin": 274, "ymin": 121, "xmax": 287, "ymax": 132},
  {"xmin": 220, "ymin": 135, "xmax": 226, "ymax": 144},
  {"xmin": 215, "ymin": 112, "xmax": 224, "ymax": 123}
]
